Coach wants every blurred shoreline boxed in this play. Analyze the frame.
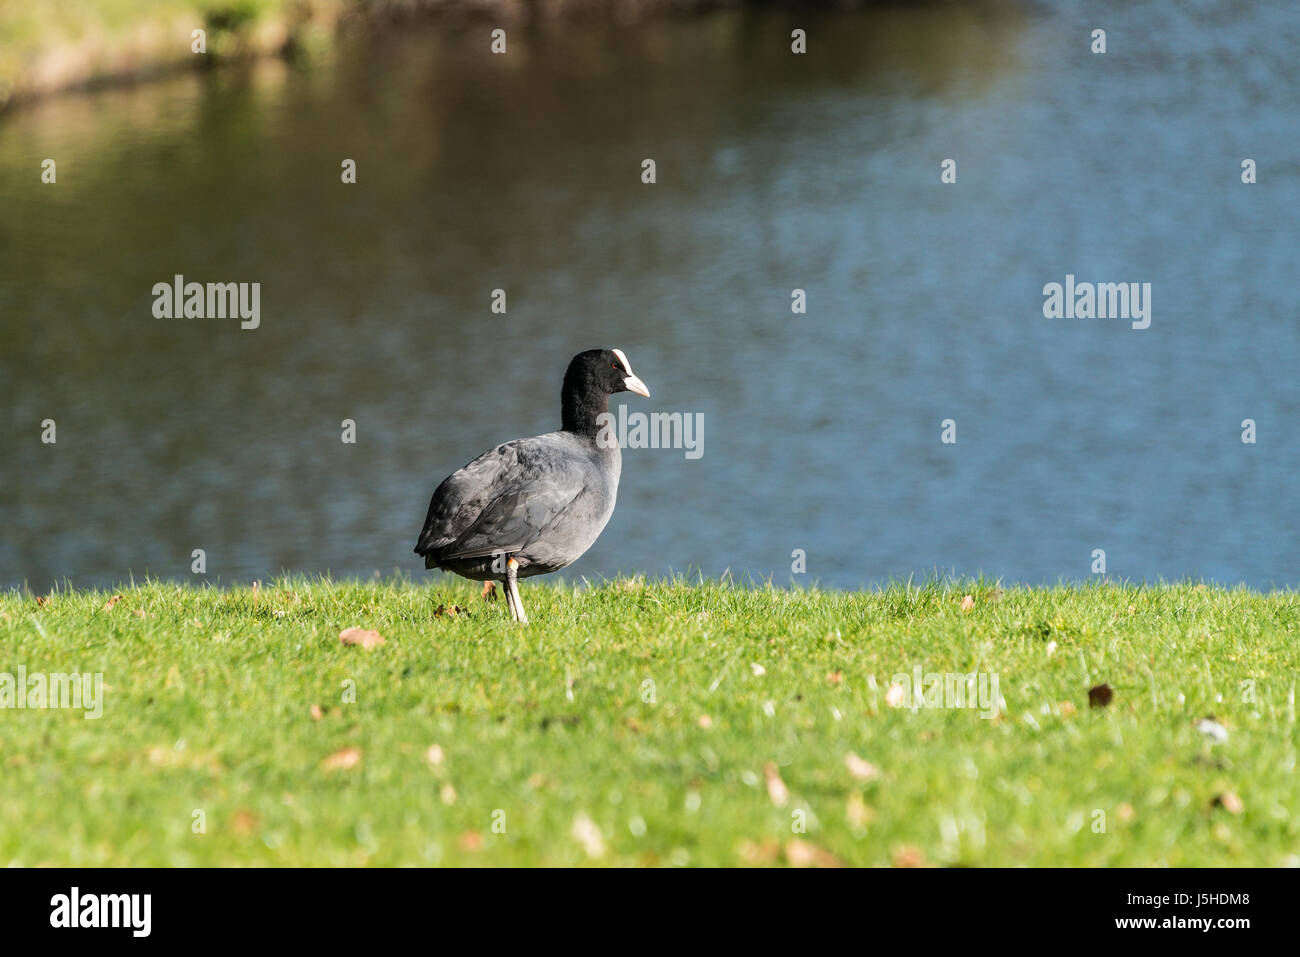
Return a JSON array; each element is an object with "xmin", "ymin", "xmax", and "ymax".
[{"xmin": 0, "ymin": 0, "xmax": 846, "ymax": 113}]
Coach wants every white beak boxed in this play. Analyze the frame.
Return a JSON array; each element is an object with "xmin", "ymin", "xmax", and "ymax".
[{"xmin": 612, "ymin": 348, "xmax": 650, "ymax": 397}]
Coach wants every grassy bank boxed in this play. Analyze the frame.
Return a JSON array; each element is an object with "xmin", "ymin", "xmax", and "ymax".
[
  {"xmin": 1, "ymin": 578, "xmax": 1296, "ymax": 866},
  {"xmin": 0, "ymin": 0, "xmax": 760, "ymax": 111}
]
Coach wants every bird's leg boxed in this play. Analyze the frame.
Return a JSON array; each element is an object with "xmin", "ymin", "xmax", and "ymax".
[
  {"xmin": 505, "ymin": 557, "xmax": 528, "ymax": 624},
  {"xmin": 503, "ymin": 576, "xmax": 518, "ymax": 620}
]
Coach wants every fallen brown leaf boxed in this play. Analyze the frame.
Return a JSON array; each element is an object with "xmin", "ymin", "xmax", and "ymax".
[
  {"xmin": 892, "ymin": 845, "xmax": 927, "ymax": 868},
  {"xmin": 885, "ymin": 682, "xmax": 906, "ymax": 708},
  {"xmin": 458, "ymin": 830, "xmax": 483, "ymax": 852},
  {"xmin": 321, "ymin": 747, "xmax": 361, "ymax": 771},
  {"xmin": 763, "ymin": 761, "xmax": 789, "ymax": 806},
  {"xmin": 1088, "ymin": 683, "xmax": 1114, "ymax": 708},
  {"xmin": 960, "ymin": 594, "xmax": 975, "ymax": 612},
  {"xmin": 230, "ymin": 810, "xmax": 259, "ymax": 836},
  {"xmin": 785, "ymin": 839, "xmax": 842, "ymax": 868},
  {"xmin": 102, "ymin": 594, "xmax": 124, "ymax": 611},
  {"xmin": 844, "ymin": 752, "xmax": 880, "ymax": 781},
  {"xmin": 435, "ymin": 604, "xmax": 468, "ymax": 618},
  {"xmin": 339, "ymin": 627, "xmax": 385, "ymax": 648},
  {"xmin": 737, "ymin": 838, "xmax": 781, "ymax": 865},
  {"xmin": 571, "ymin": 813, "xmax": 606, "ymax": 858},
  {"xmin": 481, "ymin": 581, "xmax": 497, "ymax": 602},
  {"xmin": 309, "ymin": 704, "xmax": 324, "ymax": 721},
  {"xmin": 826, "ymin": 671, "xmax": 844, "ymax": 685},
  {"xmin": 1213, "ymin": 792, "xmax": 1244, "ymax": 814}
]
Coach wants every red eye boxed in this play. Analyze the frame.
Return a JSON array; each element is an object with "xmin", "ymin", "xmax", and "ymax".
[{"xmin": 611, "ymin": 363, "xmax": 619, "ymax": 370}]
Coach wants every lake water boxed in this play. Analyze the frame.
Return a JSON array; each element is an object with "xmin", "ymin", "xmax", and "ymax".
[{"xmin": 3, "ymin": 1, "xmax": 1298, "ymax": 592}]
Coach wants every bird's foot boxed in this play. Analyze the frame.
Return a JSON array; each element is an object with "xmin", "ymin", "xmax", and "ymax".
[{"xmin": 505, "ymin": 557, "xmax": 529, "ymax": 624}]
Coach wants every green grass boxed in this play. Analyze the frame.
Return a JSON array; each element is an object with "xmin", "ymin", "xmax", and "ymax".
[{"xmin": 1, "ymin": 577, "xmax": 1297, "ymax": 866}]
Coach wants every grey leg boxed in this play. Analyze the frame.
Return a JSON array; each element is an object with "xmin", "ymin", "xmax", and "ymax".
[
  {"xmin": 503, "ymin": 574, "xmax": 519, "ymax": 620},
  {"xmin": 505, "ymin": 557, "xmax": 528, "ymax": 624}
]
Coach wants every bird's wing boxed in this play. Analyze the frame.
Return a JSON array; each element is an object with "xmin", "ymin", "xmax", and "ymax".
[
  {"xmin": 440, "ymin": 481, "xmax": 583, "ymax": 561},
  {"xmin": 414, "ymin": 436, "xmax": 588, "ymax": 561}
]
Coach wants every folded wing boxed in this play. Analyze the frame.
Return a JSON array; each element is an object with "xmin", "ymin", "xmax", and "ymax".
[{"xmin": 415, "ymin": 437, "xmax": 588, "ymax": 566}]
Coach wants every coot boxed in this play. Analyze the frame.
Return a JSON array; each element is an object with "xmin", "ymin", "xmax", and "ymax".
[{"xmin": 415, "ymin": 348, "xmax": 650, "ymax": 622}]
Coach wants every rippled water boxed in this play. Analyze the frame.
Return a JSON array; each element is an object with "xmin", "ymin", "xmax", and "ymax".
[{"xmin": 3, "ymin": 1, "xmax": 1298, "ymax": 591}]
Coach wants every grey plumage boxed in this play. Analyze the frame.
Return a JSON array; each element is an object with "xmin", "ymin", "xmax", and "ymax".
[{"xmin": 415, "ymin": 348, "xmax": 650, "ymax": 621}]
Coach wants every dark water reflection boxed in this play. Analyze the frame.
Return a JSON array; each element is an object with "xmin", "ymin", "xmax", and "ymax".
[{"xmin": 3, "ymin": 1, "xmax": 1298, "ymax": 591}]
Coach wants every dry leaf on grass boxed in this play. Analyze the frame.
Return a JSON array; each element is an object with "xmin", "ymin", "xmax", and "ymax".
[
  {"xmin": 826, "ymin": 671, "xmax": 843, "ymax": 684},
  {"xmin": 459, "ymin": 831, "xmax": 483, "ymax": 852},
  {"xmin": 892, "ymin": 845, "xmax": 927, "ymax": 868},
  {"xmin": 309, "ymin": 704, "xmax": 324, "ymax": 721},
  {"xmin": 426, "ymin": 744, "xmax": 445, "ymax": 766},
  {"xmin": 785, "ymin": 839, "xmax": 842, "ymax": 868},
  {"xmin": 230, "ymin": 810, "xmax": 259, "ymax": 836},
  {"xmin": 737, "ymin": 838, "xmax": 781, "ymax": 865},
  {"xmin": 147, "ymin": 746, "xmax": 184, "ymax": 768},
  {"xmin": 844, "ymin": 752, "xmax": 880, "ymax": 781},
  {"xmin": 885, "ymin": 682, "xmax": 906, "ymax": 708},
  {"xmin": 750, "ymin": 662, "xmax": 766, "ymax": 676},
  {"xmin": 34, "ymin": 595, "xmax": 49, "ymax": 606},
  {"xmin": 440, "ymin": 783, "xmax": 457, "ymax": 805},
  {"xmin": 339, "ymin": 627, "xmax": 385, "ymax": 648},
  {"xmin": 697, "ymin": 714, "xmax": 714, "ymax": 729},
  {"xmin": 102, "ymin": 594, "xmax": 124, "ymax": 611},
  {"xmin": 1088, "ymin": 683, "xmax": 1114, "ymax": 708},
  {"xmin": 321, "ymin": 747, "xmax": 361, "ymax": 771},
  {"xmin": 435, "ymin": 604, "xmax": 468, "ymax": 618},
  {"xmin": 1213, "ymin": 792, "xmax": 1244, "ymax": 814},
  {"xmin": 763, "ymin": 762, "xmax": 789, "ymax": 807},
  {"xmin": 571, "ymin": 813, "xmax": 606, "ymax": 858},
  {"xmin": 960, "ymin": 594, "xmax": 975, "ymax": 612}
]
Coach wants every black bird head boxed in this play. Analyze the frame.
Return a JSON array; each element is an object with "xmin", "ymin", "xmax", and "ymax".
[
  {"xmin": 564, "ymin": 348, "xmax": 650, "ymax": 399},
  {"xmin": 561, "ymin": 348, "xmax": 650, "ymax": 436}
]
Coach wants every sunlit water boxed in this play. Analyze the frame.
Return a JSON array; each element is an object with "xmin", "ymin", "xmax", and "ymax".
[{"xmin": 3, "ymin": 1, "xmax": 1298, "ymax": 592}]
